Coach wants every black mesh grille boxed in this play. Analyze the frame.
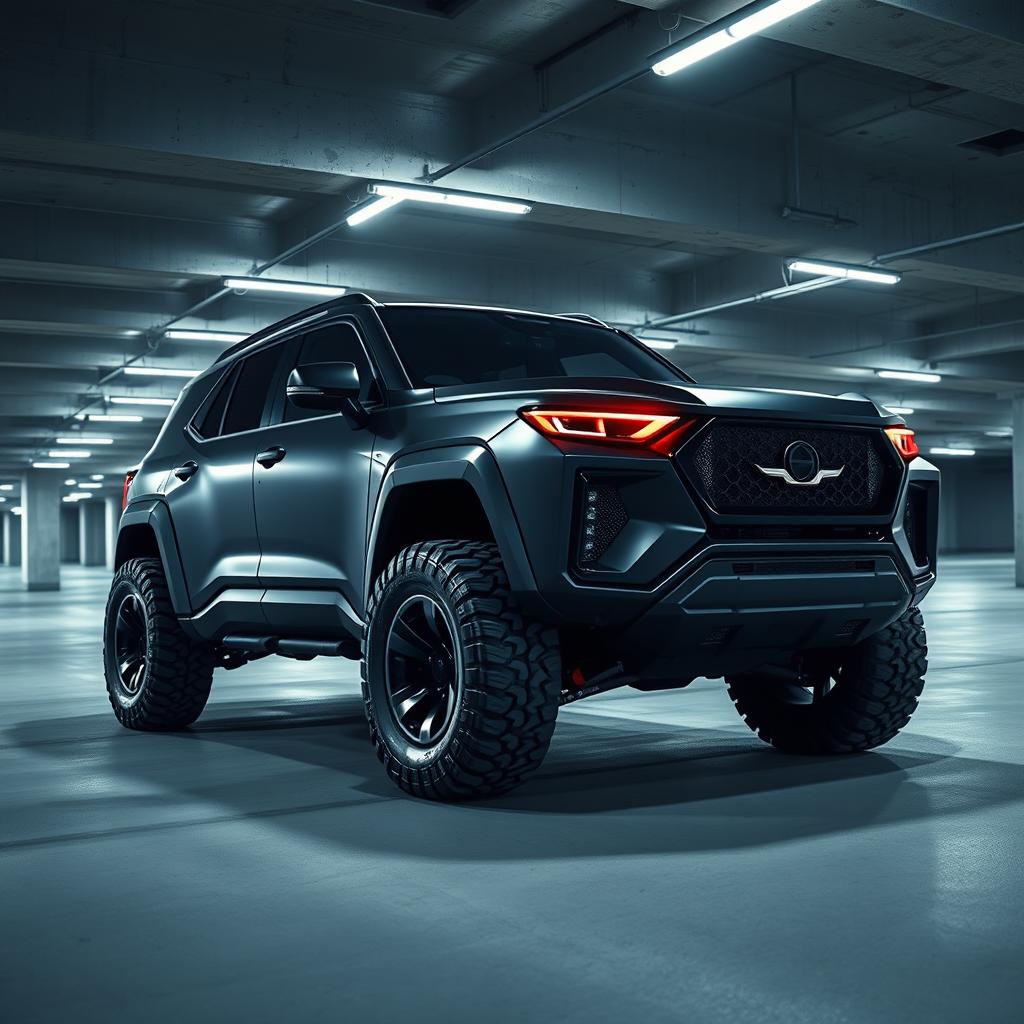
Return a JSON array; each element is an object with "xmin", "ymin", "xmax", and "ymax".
[{"xmin": 681, "ymin": 421, "xmax": 901, "ymax": 516}]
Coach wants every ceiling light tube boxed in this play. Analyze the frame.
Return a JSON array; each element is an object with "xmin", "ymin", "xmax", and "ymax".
[
  {"xmin": 788, "ymin": 259, "xmax": 901, "ymax": 285},
  {"xmin": 88, "ymin": 413, "xmax": 144, "ymax": 422},
  {"xmin": 90, "ymin": 474, "xmax": 105, "ymax": 481},
  {"xmin": 49, "ymin": 450, "xmax": 90, "ymax": 459},
  {"xmin": 985, "ymin": 429, "xmax": 1012, "ymax": 438},
  {"xmin": 643, "ymin": 339, "xmax": 678, "ymax": 351},
  {"xmin": 369, "ymin": 183, "xmax": 532, "ymax": 216},
  {"xmin": 347, "ymin": 195, "xmax": 404, "ymax": 227},
  {"xmin": 877, "ymin": 370, "xmax": 941, "ymax": 384},
  {"xmin": 885, "ymin": 406, "xmax": 915, "ymax": 415},
  {"xmin": 67, "ymin": 492, "xmax": 93, "ymax": 500},
  {"xmin": 0, "ymin": 484, "xmax": 14, "ymax": 491},
  {"xmin": 164, "ymin": 329, "xmax": 249, "ymax": 343},
  {"xmin": 64, "ymin": 479, "xmax": 77, "ymax": 486},
  {"xmin": 107, "ymin": 397, "xmax": 176, "ymax": 407},
  {"xmin": 652, "ymin": 0, "xmax": 824, "ymax": 76},
  {"xmin": 122, "ymin": 366, "xmax": 201, "ymax": 379},
  {"xmin": 56, "ymin": 436, "xmax": 113, "ymax": 445},
  {"xmin": 223, "ymin": 277, "xmax": 347, "ymax": 298},
  {"xmin": 79, "ymin": 482, "xmax": 102, "ymax": 489},
  {"xmin": 929, "ymin": 447, "xmax": 975, "ymax": 457},
  {"xmin": 32, "ymin": 462, "xmax": 71, "ymax": 469}
]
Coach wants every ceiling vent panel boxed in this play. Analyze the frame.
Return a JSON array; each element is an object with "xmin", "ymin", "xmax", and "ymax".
[{"xmin": 959, "ymin": 128, "xmax": 1024, "ymax": 157}]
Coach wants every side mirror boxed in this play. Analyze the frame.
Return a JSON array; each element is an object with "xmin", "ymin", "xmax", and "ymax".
[{"xmin": 287, "ymin": 361, "xmax": 368, "ymax": 427}]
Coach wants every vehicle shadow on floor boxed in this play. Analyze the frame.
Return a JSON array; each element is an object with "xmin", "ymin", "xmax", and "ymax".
[{"xmin": 8, "ymin": 692, "xmax": 1022, "ymax": 861}]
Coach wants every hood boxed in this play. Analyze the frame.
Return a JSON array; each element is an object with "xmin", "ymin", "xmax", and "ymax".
[{"xmin": 432, "ymin": 376, "xmax": 896, "ymax": 428}]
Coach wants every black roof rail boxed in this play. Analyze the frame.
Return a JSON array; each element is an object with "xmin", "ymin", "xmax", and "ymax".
[
  {"xmin": 215, "ymin": 291, "xmax": 379, "ymax": 363},
  {"xmin": 557, "ymin": 312, "xmax": 610, "ymax": 327}
]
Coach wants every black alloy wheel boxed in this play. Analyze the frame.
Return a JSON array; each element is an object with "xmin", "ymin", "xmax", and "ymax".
[
  {"xmin": 384, "ymin": 594, "xmax": 461, "ymax": 745},
  {"xmin": 113, "ymin": 591, "xmax": 148, "ymax": 699}
]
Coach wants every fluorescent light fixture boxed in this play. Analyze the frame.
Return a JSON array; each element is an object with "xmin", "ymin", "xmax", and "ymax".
[
  {"xmin": 108, "ymin": 396, "xmax": 176, "ymax": 407},
  {"xmin": 346, "ymin": 195, "xmax": 404, "ymax": 227},
  {"xmin": 643, "ymin": 339, "xmax": 678, "ymax": 351},
  {"xmin": 122, "ymin": 366, "xmax": 201, "ymax": 379},
  {"xmin": 929, "ymin": 447, "xmax": 975, "ymax": 457},
  {"xmin": 788, "ymin": 259, "xmax": 901, "ymax": 286},
  {"xmin": 32, "ymin": 462, "xmax": 70, "ymax": 469},
  {"xmin": 0, "ymin": 484, "xmax": 13, "ymax": 491},
  {"xmin": 12, "ymin": 506, "xmax": 22, "ymax": 515},
  {"xmin": 368, "ymin": 183, "xmax": 532, "ymax": 216},
  {"xmin": 88, "ymin": 413, "xmax": 144, "ymax": 422},
  {"xmin": 885, "ymin": 406, "xmax": 915, "ymax": 415},
  {"xmin": 79, "ymin": 482, "xmax": 102, "ymax": 489},
  {"xmin": 223, "ymin": 277, "xmax": 347, "ymax": 298},
  {"xmin": 74, "ymin": 412, "xmax": 86, "ymax": 421},
  {"xmin": 985, "ymin": 429, "xmax": 1012, "ymax": 438},
  {"xmin": 49, "ymin": 450, "xmax": 90, "ymax": 459},
  {"xmin": 64, "ymin": 479, "xmax": 77, "ymax": 486},
  {"xmin": 877, "ymin": 369, "xmax": 941, "ymax": 384},
  {"xmin": 91, "ymin": 474, "xmax": 105, "ymax": 481},
  {"xmin": 164, "ymin": 329, "xmax": 248, "ymax": 343},
  {"xmin": 651, "ymin": 0, "xmax": 824, "ymax": 76},
  {"xmin": 0, "ymin": 497, "xmax": 5, "ymax": 503},
  {"xmin": 67, "ymin": 491, "xmax": 93, "ymax": 500},
  {"xmin": 56, "ymin": 436, "xmax": 113, "ymax": 445}
]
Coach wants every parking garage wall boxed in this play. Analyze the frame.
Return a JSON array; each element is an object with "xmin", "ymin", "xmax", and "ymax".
[{"xmin": 938, "ymin": 456, "xmax": 1014, "ymax": 553}]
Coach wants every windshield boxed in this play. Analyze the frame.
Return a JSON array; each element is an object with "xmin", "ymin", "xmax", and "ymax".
[{"xmin": 377, "ymin": 306, "xmax": 686, "ymax": 389}]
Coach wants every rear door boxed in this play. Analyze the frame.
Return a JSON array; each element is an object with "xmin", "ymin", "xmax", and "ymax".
[
  {"xmin": 252, "ymin": 317, "xmax": 382, "ymax": 625},
  {"xmin": 164, "ymin": 342, "xmax": 288, "ymax": 610}
]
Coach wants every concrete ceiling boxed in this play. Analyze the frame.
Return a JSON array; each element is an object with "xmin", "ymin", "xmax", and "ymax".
[{"xmin": 1, "ymin": 0, "xmax": 1022, "ymax": 497}]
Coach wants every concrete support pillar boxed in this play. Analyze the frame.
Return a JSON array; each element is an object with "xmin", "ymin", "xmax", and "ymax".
[
  {"xmin": 104, "ymin": 496, "xmax": 120, "ymax": 571},
  {"xmin": 1014, "ymin": 396, "xmax": 1024, "ymax": 588},
  {"xmin": 79, "ymin": 500, "xmax": 107, "ymax": 566},
  {"xmin": 21, "ymin": 470, "xmax": 61, "ymax": 591},
  {"xmin": 3, "ymin": 511, "xmax": 22, "ymax": 566}
]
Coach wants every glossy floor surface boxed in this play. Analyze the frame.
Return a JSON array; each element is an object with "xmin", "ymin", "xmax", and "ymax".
[{"xmin": 1, "ymin": 556, "xmax": 1021, "ymax": 1023}]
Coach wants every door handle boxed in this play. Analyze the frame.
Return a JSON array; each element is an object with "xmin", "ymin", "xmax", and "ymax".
[
  {"xmin": 173, "ymin": 461, "xmax": 198, "ymax": 481},
  {"xmin": 256, "ymin": 446, "xmax": 287, "ymax": 468}
]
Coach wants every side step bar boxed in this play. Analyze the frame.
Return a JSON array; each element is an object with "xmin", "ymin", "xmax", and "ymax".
[{"xmin": 219, "ymin": 634, "xmax": 360, "ymax": 663}]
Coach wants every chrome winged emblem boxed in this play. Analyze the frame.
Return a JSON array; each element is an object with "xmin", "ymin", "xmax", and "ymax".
[{"xmin": 756, "ymin": 440, "xmax": 844, "ymax": 487}]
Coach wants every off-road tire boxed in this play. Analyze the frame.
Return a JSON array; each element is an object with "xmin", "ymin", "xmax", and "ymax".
[
  {"xmin": 103, "ymin": 557, "xmax": 215, "ymax": 729},
  {"xmin": 362, "ymin": 540, "xmax": 561, "ymax": 800},
  {"xmin": 726, "ymin": 607, "xmax": 927, "ymax": 754}
]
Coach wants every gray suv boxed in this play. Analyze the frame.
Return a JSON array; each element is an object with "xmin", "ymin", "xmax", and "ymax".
[{"xmin": 104, "ymin": 293, "xmax": 938, "ymax": 800}]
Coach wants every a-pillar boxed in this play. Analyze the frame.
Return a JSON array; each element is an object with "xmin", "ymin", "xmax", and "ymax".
[
  {"xmin": 79, "ymin": 499, "xmax": 107, "ymax": 566},
  {"xmin": 21, "ymin": 470, "xmax": 61, "ymax": 591},
  {"xmin": 3, "ymin": 511, "xmax": 22, "ymax": 566},
  {"xmin": 1014, "ymin": 396, "xmax": 1024, "ymax": 588},
  {"xmin": 104, "ymin": 496, "xmax": 120, "ymax": 571}
]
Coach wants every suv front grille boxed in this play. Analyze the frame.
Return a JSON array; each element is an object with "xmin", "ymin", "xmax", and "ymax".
[{"xmin": 679, "ymin": 421, "xmax": 903, "ymax": 517}]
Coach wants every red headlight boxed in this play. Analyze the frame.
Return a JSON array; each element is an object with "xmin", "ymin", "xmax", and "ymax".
[
  {"xmin": 520, "ymin": 407, "xmax": 696, "ymax": 453},
  {"xmin": 122, "ymin": 469, "xmax": 138, "ymax": 510},
  {"xmin": 885, "ymin": 426, "xmax": 919, "ymax": 460}
]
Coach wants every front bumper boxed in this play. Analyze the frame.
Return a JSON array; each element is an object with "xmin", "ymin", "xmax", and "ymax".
[{"xmin": 490, "ymin": 419, "xmax": 938, "ymax": 676}]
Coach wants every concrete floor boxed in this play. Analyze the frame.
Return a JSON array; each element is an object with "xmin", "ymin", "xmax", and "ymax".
[{"xmin": 1, "ymin": 557, "xmax": 1021, "ymax": 1023}]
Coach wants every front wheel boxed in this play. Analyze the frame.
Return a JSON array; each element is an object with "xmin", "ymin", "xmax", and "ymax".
[
  {"xmin": 726, "ymin": 607, "xmax": 927, "ymax": 754},
  {"xmin": 103, "ymin": 557, "xmax": 215, "ymax": 729},
  {"xmin": 362, "ymin": 540, "xmax": 561, "ymax": 800}
]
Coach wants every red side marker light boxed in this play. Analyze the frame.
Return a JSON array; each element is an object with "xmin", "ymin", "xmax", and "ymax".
[
  {"xmin": 885, "ymin": 426, "xmax": 919, "ymax": 460},
  {"xmin": 122, "ymin": 469, "xmax": 138, "ymax": 511}
]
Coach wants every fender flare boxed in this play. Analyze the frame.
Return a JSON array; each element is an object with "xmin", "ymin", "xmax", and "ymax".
[
  {"xmin": 365, "ymin": 444, "xmax": 540, "ymax": 608},
  {"xmin": 118, "ymin": 499, "xmax": 192, "ymax": 615}
]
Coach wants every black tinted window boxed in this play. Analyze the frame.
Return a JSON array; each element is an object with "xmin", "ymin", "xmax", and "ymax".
[
  {"xmin": 285, "ymin": 321, "xmax": 375, "ymax": 421},
  {"xmin": 378, "ymin": 307, "xmax": 682, "ymax": 388},
  {"xmin": 193, "ymin": 366, "xmax": 237, "ymax": 439},
  {"xmin": 221, "ymin": 344, "xmax": 284, "ymax": 435}
]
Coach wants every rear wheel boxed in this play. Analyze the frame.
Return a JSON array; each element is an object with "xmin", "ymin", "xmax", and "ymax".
[
  {"xmin": 362, "ymin": 540, "xmax": 561, "ymax": 800},
  {"xmin": 726, "ymin": 607, "xmax": 927, "ymax": 754},
  {"xmin": 103, "ymin": 557, "xmax": 215, "ymax": 729}
]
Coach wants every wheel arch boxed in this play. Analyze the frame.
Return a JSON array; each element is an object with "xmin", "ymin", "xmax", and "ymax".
[
  {"xmin": 117, "ymin": 500, "xmax": 192, "ymax": 615},
  {"xmin": 365, "ymin": 445, "xmax": 541, "ymax": 611}
]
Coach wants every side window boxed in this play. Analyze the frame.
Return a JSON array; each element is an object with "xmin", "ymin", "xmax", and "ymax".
[
  {"xmin": 192, "ymin": 365, "xmax": 238, "ymax": 439},
  {"xmin": 221, "ymin": 343, "xmax": 286, "ymax": 436},
  {"xmin": 284, "ymin": 321, "xmax": 376, "ymax": 423}
]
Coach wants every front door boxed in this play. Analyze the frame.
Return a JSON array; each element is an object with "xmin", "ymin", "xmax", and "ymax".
[{"xmin": 253, "ymin": 318, "xmax": 381, "ymax": 631}]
